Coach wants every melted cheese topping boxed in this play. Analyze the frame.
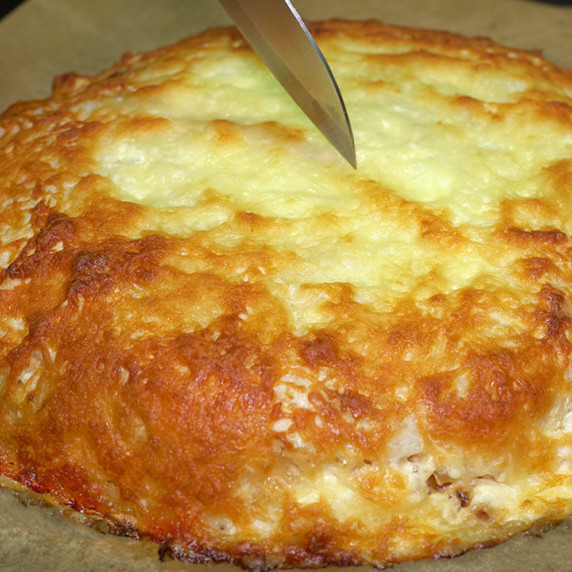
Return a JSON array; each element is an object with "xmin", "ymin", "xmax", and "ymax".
[{"xmin": 1, "ymin": 19, "xmax": 572, "ymax": 569}]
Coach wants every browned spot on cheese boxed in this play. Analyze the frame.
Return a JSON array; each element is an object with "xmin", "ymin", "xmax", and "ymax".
[
  {"xmin": 504, "ymin": 226, "xmax": 568, "ymax": 246},
  {"xmin": 522, "ymin": 257, "xmax": 561, "ymax": 280}
]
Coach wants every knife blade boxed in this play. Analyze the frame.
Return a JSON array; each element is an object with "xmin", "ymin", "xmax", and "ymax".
[{"xmin": 217, "ymin": 0, "xmax": 356, "ymax": 168}]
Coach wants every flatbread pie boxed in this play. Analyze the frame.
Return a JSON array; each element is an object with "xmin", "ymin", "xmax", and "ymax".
[{"xmin": 1, "ymin": 19, "xmax": 572, "ymax": 569}]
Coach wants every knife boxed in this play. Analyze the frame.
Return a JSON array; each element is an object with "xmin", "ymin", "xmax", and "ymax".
[{"xmin": 217, "ymin": 0, "xmax": 356, "ymax": 168}]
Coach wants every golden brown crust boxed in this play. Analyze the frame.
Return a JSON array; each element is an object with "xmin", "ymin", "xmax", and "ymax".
[{"xmin": 2, "ymin": 19, "xmax": 572, "ymax": 569}]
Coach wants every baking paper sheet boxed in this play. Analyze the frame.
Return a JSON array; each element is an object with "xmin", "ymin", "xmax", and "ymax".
[{"xmin": 1, "ymin": 0, "xmax": 572, "ymax": 569}]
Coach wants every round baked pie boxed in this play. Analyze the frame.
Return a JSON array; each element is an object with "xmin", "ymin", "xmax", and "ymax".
[{"xmin": 1, "ymin": 19, "xmax": 572, "ymax": 569}]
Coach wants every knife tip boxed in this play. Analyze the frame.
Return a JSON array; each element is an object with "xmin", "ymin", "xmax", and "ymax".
[
  {"xmin": 338, "ymin": 140, "xmax": 357, "ymax": 169},
  {"xmin": 346, "ymin": 151, "xmax": 357, "ymax": 170}
]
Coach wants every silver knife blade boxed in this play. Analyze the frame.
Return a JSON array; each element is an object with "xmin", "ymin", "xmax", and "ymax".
[{"xmin": 217, "ymin": 0, "xmax": 356, "ymax": 168}]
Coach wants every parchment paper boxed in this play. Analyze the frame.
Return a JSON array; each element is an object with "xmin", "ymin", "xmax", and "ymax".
[{"xmin": 1, "ymin": 0, "xmax": 572, "ymax": 570}]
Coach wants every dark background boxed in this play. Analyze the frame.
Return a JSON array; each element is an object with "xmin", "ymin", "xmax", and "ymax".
[{"xmin": 1, "ymin": 1, "xmax": 24, "ymax": 19}]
